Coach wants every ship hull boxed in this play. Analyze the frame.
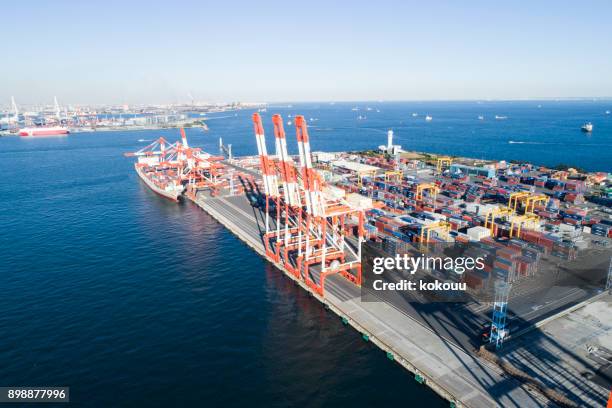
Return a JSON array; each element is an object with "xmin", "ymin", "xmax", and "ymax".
[
  {"xmin": 19, "ymin": 127, "xmax": 70, "ymax": 136},
  {"xmin": 135, "ymin": 164, "xmax": 182, "ymax": 202}
]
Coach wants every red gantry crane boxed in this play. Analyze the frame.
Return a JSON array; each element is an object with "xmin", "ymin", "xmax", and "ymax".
[{"xmin": 251, "ymin": 113, "xmax": 365, "ymax": 296}]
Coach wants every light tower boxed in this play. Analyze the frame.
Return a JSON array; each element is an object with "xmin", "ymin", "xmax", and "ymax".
[
  {"xmin": 387, "ymin": 129, "xmax": 393, "ymax": 149},
  {"xmin": 490, "ymin": 280, "xmax": 511, "ymax": 349},
  {"xmin": 606, "ymin": 256, "xmax": 612, "ymax": 293}
]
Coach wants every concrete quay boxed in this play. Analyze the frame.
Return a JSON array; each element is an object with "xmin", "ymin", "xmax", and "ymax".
[{"xmin": 189, "ymin": 192, "xmax": 554, "ymax": 408}]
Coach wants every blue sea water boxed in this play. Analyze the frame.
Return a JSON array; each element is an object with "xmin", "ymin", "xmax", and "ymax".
[
  {"xmin": 214, "ymin": 100, "xmax": 611, "ymax": 172},
  {"xmin": 0, "ymin": 101, "xmax": 610, "ymax": 407}
]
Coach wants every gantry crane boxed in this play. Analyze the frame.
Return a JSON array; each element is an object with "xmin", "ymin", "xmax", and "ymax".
[
  {"xmin": 416, "ymin": 183, "xmax": 440, "ymax": 201},
  {"xmin": 509, "ymin": 214, "xmax": 540, "ymax": 238},
  {"xmin": 252, "ymin": 113, "xmax": 366, "ymax": 297},
  {"xmin": 508, "ymin": 191, "xmax": 549, "ymax": 214},
  {"xmin": 508, "ymin": 191, "xmax": 530, "ymax": 212},
  {"xmin": 357, "ymin": 169, "xmax": 377, "ymax": 188},
  {"xmin": 384, "ymin": 170, "xmax": 402, "ymax": 183},
  {"xmin": 483, "ymin": 206, "xmax": 514, "ymax": 235},
  {"xmin": 523, "ymin": 194, "xmax": 549, "ymax": 214},
  {"xmin": 419, "ymin": 221, "xmax": 451, "ymax": 243},
  {"xmin": 436, "ymin": 156, "xmax": 453, "ymax": 173}
]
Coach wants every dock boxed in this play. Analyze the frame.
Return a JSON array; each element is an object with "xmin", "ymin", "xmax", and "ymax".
[
  {"xmin": 125, "ymin": 121, "xmax": 611, "ymax": 407},
  {"xmin": 191, "ymin": 192, "xmax": 552, "ymax": 408}
]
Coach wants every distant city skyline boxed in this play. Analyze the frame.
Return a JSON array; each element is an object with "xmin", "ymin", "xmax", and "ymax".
[{"xmin": 2, "ymin": 0, "xmax": 611, "ymax": 104}]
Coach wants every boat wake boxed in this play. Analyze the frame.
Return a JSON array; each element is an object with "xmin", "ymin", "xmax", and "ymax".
[
  {"xmin": 137, "ymin": 139, "xmax": 149, "ymax": 142},
  {"xmin": 508, "ymin": 141, "xmax": 550, "ymax": 145},
  {"xmin": 509, "ymin": 140, "xmax": 612, "ymax": 147}
]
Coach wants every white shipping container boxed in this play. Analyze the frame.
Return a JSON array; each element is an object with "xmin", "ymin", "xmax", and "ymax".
[
  {"xmin": 346, "ymin": 193, "xmax": 373, "ymax": 210},
  {"xmin": 467, "ymin": 226, "xmax": 492, "ymax": 241}
]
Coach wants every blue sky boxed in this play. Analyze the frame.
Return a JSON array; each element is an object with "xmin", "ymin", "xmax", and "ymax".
[{"xmin": 2, "ymin": 0, "xmax": 611, "ymax": 104}]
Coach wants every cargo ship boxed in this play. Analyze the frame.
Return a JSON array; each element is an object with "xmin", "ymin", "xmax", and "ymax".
[
  {"xmin": 125, "ymin": 129, "xmax": 225, "ymax": 202},
  {"xmin": 18, "ymin": 126, "xmax": 70, "ymax": 136},
  {"xmin": 135, "ymin": 162, "xmax": 184, "ymax": 201}
]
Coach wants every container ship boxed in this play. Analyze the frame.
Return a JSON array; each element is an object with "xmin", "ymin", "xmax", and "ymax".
[
  {"xmin": 125, "ymin": 128, "xmax": 225, "ymax": 202},
  {"xmin": 134, "ymin": 161, "xmax": 185, "ymax": 201},
  {"xmin": 18, "ymin": 126, "xmax": 70, "ymax": 136}
]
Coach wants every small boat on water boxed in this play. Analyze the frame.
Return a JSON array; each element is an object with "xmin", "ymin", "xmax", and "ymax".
[
  {"xmin": 495, "ymin": 115, "xmax": 507, "ymax": 120},
  {"xmin": 411, "ymin": 113, "xmax": 418, "ymax": 117},
  {"xmin": 581, "ymin": 122, "xmax": 593, "ymax": 132},
  {"xmin": 478, "ymin": 115, "xmax": 484, "ymax": 120},
  {"xmin": 425, "ymin": 115, "xmax": 433, "ymax": 121}
]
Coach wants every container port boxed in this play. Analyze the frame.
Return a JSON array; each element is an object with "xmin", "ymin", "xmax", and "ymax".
[
  {"xmin": 126, "ymin": 114, "xmax": 612, "ymax": 407},
  {"xmin": 0, "ymin": 96, "xmax": 264, "ymax": 135}
]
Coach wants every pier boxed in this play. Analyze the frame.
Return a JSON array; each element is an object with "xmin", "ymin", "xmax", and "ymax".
[{"xmin": 190, "ymin": 189, "xmax": 550, "ymax": 408}]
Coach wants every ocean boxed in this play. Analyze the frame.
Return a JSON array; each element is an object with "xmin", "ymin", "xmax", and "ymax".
[{"xmin": 0, "ymin": 101, "xmax": 610, "ymax": 407}]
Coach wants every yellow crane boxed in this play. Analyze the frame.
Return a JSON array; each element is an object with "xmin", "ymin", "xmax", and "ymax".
[
  {"xmin": 509, "ymin": 214, "xmax": 539, "ymax": 238},
  {"xmin": 483, "ymin": 206, "xmax": 514, "ymax": 234},
  {"xmin": 419, "ymin": 221, "xmax": 451, "ymax": 243},
  {"xmin": 436, "ymin": 156, "xmax": 453, "ymax": 173},
  {"xmin": 508, "ymin": 192, "xmax": 549, "ymax": 214},
  {"xmin": 523, "ymin": 194, "xmax": 549, "ymax": 214},
  {"xmin": 416, "ymin": 183, "xmax": 440, "ymax": 201},
  {"xmin": 384, "ymin": 170, "xmax": 403, "ymax": 183},
  {"xmin": 357, "ymin": 169, "xmax": 378, "ymax": 188},
  {"xmin": 508, "ymin": 191, "xmax": 530, "ymax": 212}
]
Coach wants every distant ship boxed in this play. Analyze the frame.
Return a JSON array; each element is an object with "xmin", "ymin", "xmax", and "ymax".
[
  {"xmin": 495, "ymin": 115, "xmax": 507, "ymax": 120},
  {"xmin": 412, "ymin": 113, "xmax": 418, "ymax": 117},
  {"xmin": 606, "ymin": 110, "xmax": 610, "ymax": 115},
  {"xmin": 478, "ymin": 115, "xmax": 484, "ymax": 120},
  {"xmin": 425, "ymin": 115, "xmax": 433, "ymax": 121},
  {"xmin": 19, "ymin": 126, "xmax": 70, "ymax": 136},
  {"xmin": 581, "ymin": 122, "xmax": 593, "ymax": 132}
]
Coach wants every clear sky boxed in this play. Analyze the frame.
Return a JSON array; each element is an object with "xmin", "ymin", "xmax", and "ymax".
[{"xmin": 2, "ymin": 0, "xmax": 611, "ymax": 104}]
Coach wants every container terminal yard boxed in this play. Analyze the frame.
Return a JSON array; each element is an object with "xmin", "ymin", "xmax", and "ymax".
[
  {"xmin": 0, "ymin": 96, "xmax": 263, "ymax": 135},
  {"xmin": 126, "ymin": 113, "xmax": 612, "ymax": 408}
]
